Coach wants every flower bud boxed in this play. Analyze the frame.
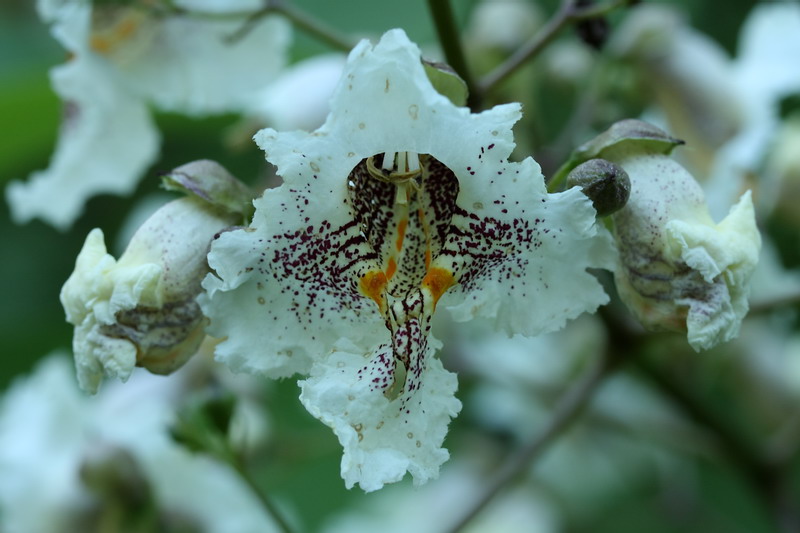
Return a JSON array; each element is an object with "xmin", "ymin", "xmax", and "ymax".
[
  {"xmin": 566, "ymin": 158, "xmax": 630, "ymax": 216},
  {"xmin": 61, "ymin": 196, "xmax": 238, "ymax": 393},
  {"xmin": 575, "ymin": 120, "xmax": 760, "ymax": 350}
]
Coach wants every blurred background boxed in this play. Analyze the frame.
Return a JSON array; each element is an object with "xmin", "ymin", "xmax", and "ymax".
[{"xmin": 1, "ymin": 1, "xmax": 795, "ymax": 532}]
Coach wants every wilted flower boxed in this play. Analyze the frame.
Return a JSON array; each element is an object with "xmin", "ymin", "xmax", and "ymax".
[
  {"xmin": 572, "ymin": 120, "xmax": 760, "ymax": 350},
  {"xmin": 61, "ymin": 191, "xmax": 239, "ymax": 393},
  {"xmin": 201, "ymin": 29, "xmax": 613, "ymax": 490},
  {"xmin": 6, "ymin": 0, "xmax": 290, "ymax": 229}
]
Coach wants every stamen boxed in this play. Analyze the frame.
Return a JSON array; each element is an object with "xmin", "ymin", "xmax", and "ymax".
[
  {"xmin": 407, "ymin": 152, "xmax": 420, "ymax": 173},
  {"xmin": 398, "ymin": 152, "xmax": 408, "ymax": 172},
  {"xmin": 382, "ymin": 152, "xmax": 396, "ymax": 170}
]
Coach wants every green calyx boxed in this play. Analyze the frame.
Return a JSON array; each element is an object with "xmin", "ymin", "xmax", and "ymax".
[
  {"xmin": 566, "ymin": 158, "xmax": 631, "ymax": 217},
  {"xmin": 162, "ymin": 160, "xmax": 256, "ymax": 223}
]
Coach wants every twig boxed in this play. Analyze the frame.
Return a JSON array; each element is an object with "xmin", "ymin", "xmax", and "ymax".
[
  {"xmin": 426, "ymin": 0, "xmax": 479, "ymax": 109},
  {"xmin": 176, "ymin": 0, "xmax": 354, "ymax": 51},
  {"xmin": 444, "ymin": 349, "xmax": 619, "ymax": 533},
  {"xmin": 478, "ymin": 0, "xmax": 632, "ymax": 96}
]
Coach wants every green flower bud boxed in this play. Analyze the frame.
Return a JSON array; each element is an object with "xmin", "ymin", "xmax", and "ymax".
[{"xmin": 566, "ymin": 158, "xmax": 631, "ymax": 216}]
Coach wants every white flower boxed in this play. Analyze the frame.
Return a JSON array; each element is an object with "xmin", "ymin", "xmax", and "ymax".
[
  {"xmin": 612, "ymin": 3, "xmax": 800, "ymax": 217},
  {"xmin": 585, "ymin": 120, "xmax": 761, "ymax": 350},
  {"xmin": 201, "ymin": 29, "xmax": 612, "ymax": 490},
  {"xmin": 6, "ymin": 0, "xmax": 290, "ymax": 229},
  {"xmin": 61, "ymin": 196, "xmax": 237, "ymax": 393},
  {"xmin": 0, "ymin": 353, "xmax": 280, "ymax": 533}
]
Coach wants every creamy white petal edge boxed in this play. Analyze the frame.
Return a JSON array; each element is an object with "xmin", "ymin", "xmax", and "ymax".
[
  {"xmin": 6, "ymin": 56, "xmax": 158, "ymax": 230},
  {"xmin": 666, "ymin": 191, "xmax": 760, "ymax": 350},
  {"xmin": 202, "ymin": 29, "xmax": 610, "ymax": 489},
  {"xmin": 299, "ymin": 338, "xmax": 460, "ymax": 492},
  {"xmin": 0, "ymin": 355, "xmax": 280, "ymax": 533}
]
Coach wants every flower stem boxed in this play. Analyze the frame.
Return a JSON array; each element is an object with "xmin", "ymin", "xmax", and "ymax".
[
  {"xmin": 426, "ymin": 0, "xmax": 479, "ymax": 109},
  {"xmin": 479, "ymin": 0, "xmax": 633, "ymax": 96},
  {"xmin": 444, "ymin": 348, "xmax": 619, "ymax": 533},
  {"xmin": 268, "ymin": 0, "xmax": 354, "ymax": 51}
]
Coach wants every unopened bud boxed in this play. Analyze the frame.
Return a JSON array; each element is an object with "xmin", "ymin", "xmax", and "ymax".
[
  {"xmin": 566, "ymin": 158, "xmax": 630, "ymax": 216},
  {"xmin": 575, "ymin": 120, "xmax": 760, "ymax": 350},
  {"xmin": 61, "ymin": 196, "xmax": 238, "ymax": 393}
]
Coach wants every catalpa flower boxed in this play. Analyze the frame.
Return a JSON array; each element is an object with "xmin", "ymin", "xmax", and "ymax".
[
  {"xmin": 6, "ymin": 0, "xmax": 289, "ymax": 229},
  {"xmin": 568, "ymin": 120, "xmax": 760, "ymax": 350},
  {"xmin": 201, "ymin": 29, "xmax": 613, "ymax": 490}
]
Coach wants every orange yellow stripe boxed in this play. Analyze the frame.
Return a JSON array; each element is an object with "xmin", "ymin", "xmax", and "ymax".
[{"xmin": 421, "ymin": 267, "xmax": 455, "ymax": 307}]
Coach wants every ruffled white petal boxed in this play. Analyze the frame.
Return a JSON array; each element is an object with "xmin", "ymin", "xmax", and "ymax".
[
  {"xmin": 200, "ymin": 186, "xmax": 386, "ymax": 377},
  {"xmin": 299, "ymin": 339, "xmax": 461, "ymax": 491},
  {"xmin": 61, "ymin": 228, "xmax": 159, "ymax": 392},
  {"xmin": 6, "ymin": 57, "xmax": 158, "ymax": 229},
  {"xmin": 666, "ymin": 191, "xmax": 760, "ymax": 349},
  {"xmin": 439, "ymin": 174, "xmax": 614, "ymax": 336}
]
